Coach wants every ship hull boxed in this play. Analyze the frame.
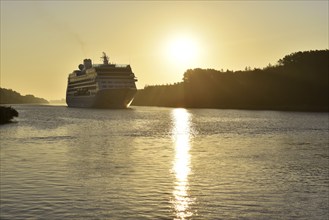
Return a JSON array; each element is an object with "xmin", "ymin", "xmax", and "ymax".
[{"xmin": 66, "ymin": 88, "xmax": 137, "ymax": 108}]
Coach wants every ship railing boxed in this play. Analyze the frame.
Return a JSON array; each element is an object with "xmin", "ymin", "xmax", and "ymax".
[{"xmin": 92, "ymin": 64, "xmax": 130, "ymax": 68}]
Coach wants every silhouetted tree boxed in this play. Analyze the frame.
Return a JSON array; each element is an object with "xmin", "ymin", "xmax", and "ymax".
[
  {"xmin": 0, "ymin": 88, "xmax": 48, "ymax": 104},
  {"xmin": 132, "ymin": 50, "xmax": 328, "ymax": 111}
]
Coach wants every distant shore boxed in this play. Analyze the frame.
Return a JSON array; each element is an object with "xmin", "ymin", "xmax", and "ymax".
[
  {"xmin": 132, "ymin": 102, "xmax": 328, "ymax": 112},
  {"xmin": 132, "ymin": 50, "xmax": 329, "ymax": 112},
  {"xmin": 0, "ymin": 88, "xmax": 48, "ymax": 104}
]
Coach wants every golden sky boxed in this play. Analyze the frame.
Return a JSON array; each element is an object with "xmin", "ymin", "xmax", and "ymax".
[{"xmin": 1, "ymin": 1, "xmax": 328, "ymax": 100}]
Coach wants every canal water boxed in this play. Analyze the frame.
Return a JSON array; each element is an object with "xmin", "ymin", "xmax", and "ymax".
[{"xmin": 1, "ymin": 105, "xmax": 328, "ymax": 219}]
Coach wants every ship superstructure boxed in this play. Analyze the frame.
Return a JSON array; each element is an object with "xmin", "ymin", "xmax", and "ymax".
[{"xmin": 66, "ymin": 52, "xmax": 137, "ymax": 108}]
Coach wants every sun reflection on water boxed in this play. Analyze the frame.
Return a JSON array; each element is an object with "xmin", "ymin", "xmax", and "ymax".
[{"xmin": 171, "ymin": 108, "xmax": 194, "ymax": 219}]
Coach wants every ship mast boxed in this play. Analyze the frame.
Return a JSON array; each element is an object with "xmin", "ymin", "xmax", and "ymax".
[{"xmin": 101, "ymin": 52, "xmax": 109, "ymax": 64}]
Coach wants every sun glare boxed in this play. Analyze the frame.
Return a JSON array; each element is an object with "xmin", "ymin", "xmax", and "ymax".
[
  {"xmin": 166, "ymin": 35, "xmax": 199, "ymax": 67},
  {"xmin": 171, "ymin": 108, "xmax": 194, "ymax": 219}
]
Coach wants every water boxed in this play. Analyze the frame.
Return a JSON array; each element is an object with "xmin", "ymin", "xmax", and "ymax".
[{"xmin": 1, "ymin": 105, "xmax": 328, "ymax": 219}]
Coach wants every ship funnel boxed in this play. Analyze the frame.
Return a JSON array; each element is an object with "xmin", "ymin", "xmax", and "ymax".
[{"xmin": 83, "ymin": 59, "xmax": 92, "ymax": 69}]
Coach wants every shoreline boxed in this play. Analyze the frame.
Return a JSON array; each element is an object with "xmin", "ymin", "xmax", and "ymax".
[{"xmin": 0, "ymin": 106, "xmax": 19, "ymax": 124}]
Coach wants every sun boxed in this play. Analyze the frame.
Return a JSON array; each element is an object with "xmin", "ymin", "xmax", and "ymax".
[{"xmin": 165, "ymin": 35, "xmax": 199, "ymax": 67}]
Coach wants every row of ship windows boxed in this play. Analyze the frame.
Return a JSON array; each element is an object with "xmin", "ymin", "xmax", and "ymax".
[
  {"xmin": 68, "ymin": 83, "xmax": 134, "ymax": 91},
  {"xmin": 101, "ymin": 84, "xmax": 135, "ymax": 89},
  {"xmin": 100, "ymin": 81, "xmax": 133, "ymax": 84},
  {"xmin": 68, "ymin": 81, "xmax": 134, "ymax": 88},
  {"xmin": 100, "ymin": 81, "xmax": 134, "ymax": 86},
  {"xmin": 69, "ymin": 77, "xmax": 132, "ymax": 85}
]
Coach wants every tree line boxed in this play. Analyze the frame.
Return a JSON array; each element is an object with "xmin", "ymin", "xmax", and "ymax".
[
  {"xmin": 132, "ymin": 50, "xmax": 328, "ymax": 111},
  {"xmin": 0, "ymin": 88, "xmax": 48, "ymax": 104}
]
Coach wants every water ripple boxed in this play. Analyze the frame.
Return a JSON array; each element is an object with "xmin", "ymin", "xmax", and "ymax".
[{"xmin": 1, "ymin": 105, "xmax": 328, "ymax": 219}]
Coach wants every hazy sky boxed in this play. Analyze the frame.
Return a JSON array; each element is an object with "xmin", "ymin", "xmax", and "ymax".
[{"xmin": 1, "ymin": 1, "xmax": 328, "ymax": 100}]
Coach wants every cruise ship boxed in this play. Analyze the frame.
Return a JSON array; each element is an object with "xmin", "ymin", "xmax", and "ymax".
[{"xmin": 66, "ymin": 53, "xmax": 137, "ymax": 108}]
